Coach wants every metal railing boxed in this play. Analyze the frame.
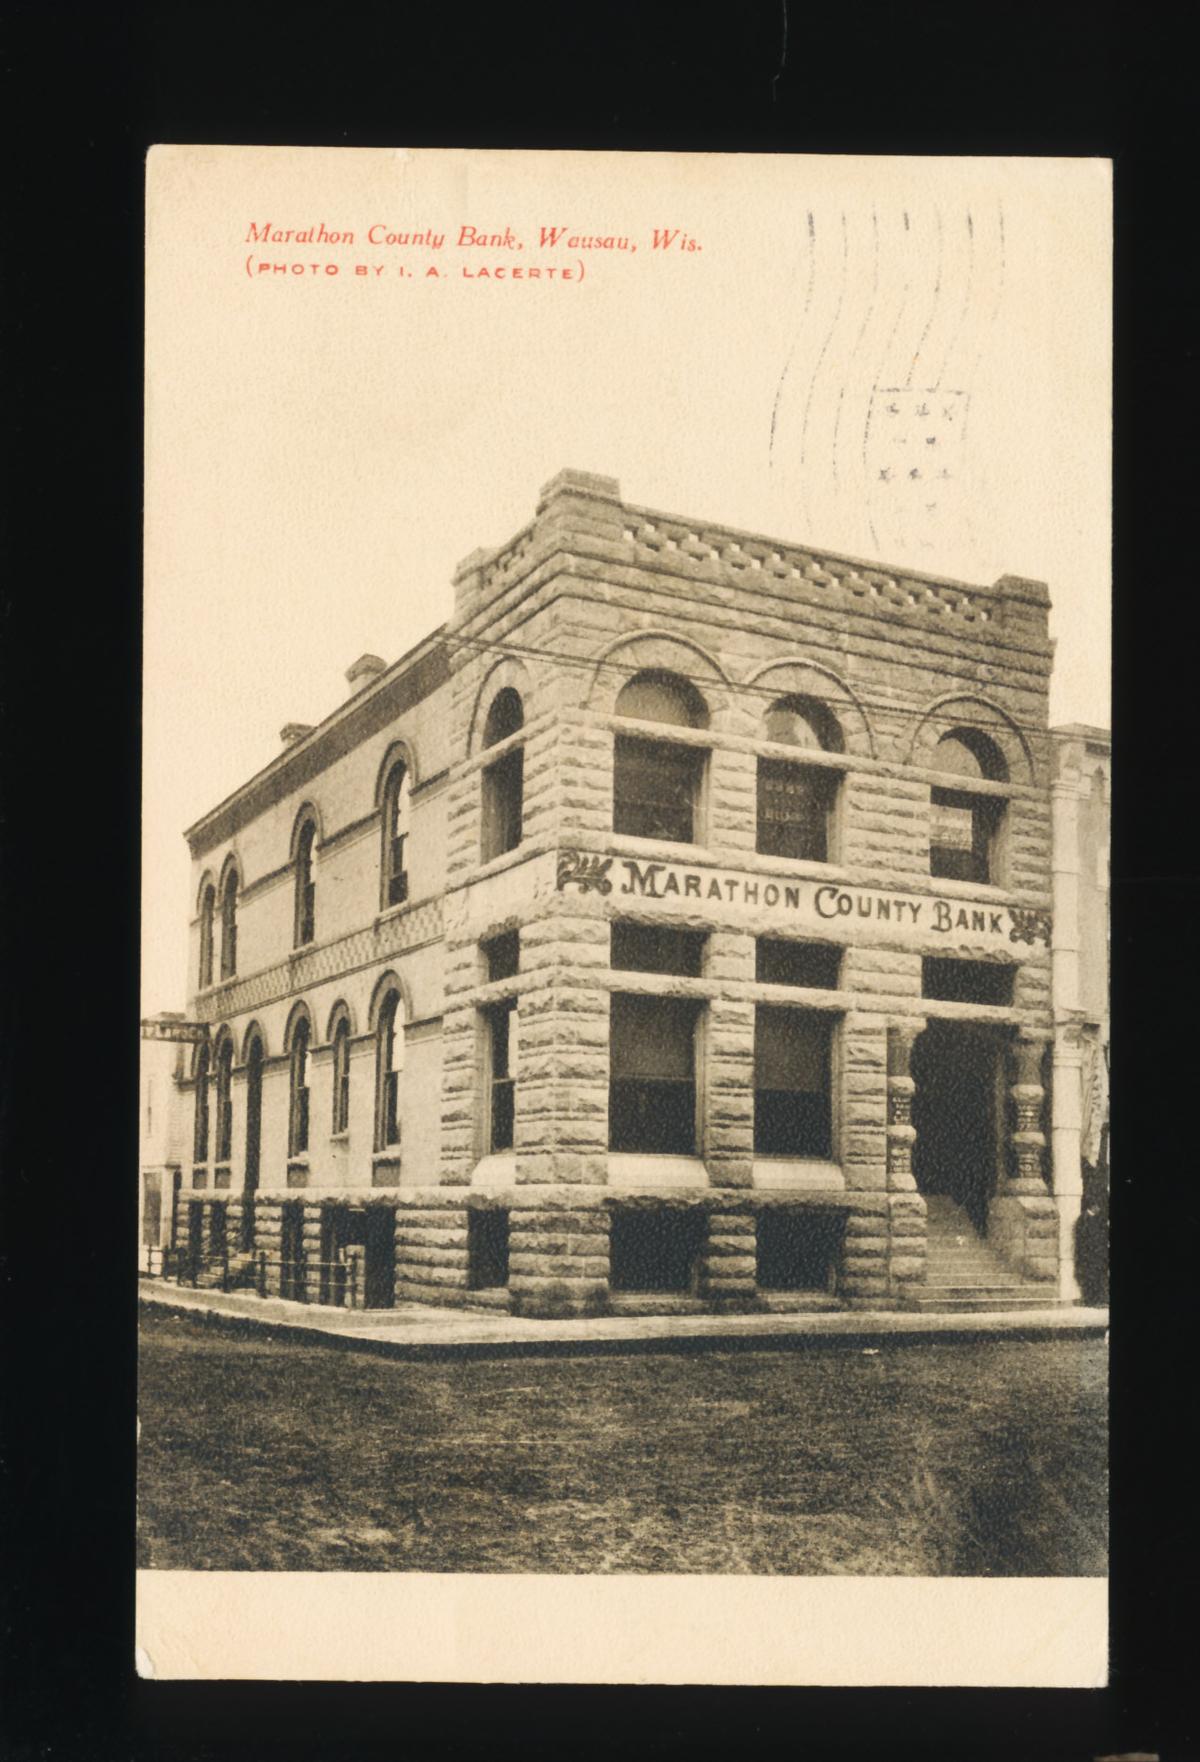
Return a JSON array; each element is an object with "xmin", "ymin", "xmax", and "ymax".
[{"xmin": 158, "ymin": 1245, "xmax": 367, "ymax": 1308}]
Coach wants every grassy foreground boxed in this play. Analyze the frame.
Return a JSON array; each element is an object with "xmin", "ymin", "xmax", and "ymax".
[{"xmin": 137, "ymin": 1311, "xmax": 1106, "ymax": 1575}]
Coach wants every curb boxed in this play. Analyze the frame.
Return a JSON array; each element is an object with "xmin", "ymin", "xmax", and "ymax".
[{"xmin": 139, "ymin": 1285, "xmax": 1109, "ymax": 1362}]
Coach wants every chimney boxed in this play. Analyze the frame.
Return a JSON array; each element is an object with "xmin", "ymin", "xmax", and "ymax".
[
  {"xmin": 345, "ymin": 653, "xmax": 388, "ymax": 698},
  {"xmin": 280, "ymin": 722, "xmax": 315, "ymax": 746}
]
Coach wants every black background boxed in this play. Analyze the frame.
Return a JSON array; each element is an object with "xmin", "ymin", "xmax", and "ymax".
[{"xmin": 1, "ymin": 2, "xmax": 1191, "ymax": 1757}]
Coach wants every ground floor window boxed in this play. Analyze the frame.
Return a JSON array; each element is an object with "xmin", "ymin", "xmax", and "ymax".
[
  {"xmin": 609, "ymin": 1208, "xmax": 705, "ymax": 1294},
  {"xmin": 753, "ymin": 1006, "xmax": 834, "ymax": 1157},
  {"xmin": 756, "ymin": 937, "xmax": 842, "ymax": 989},
  {"xmin": 609, "ymin": 993, "xmax": 699, "ymax": 1154},
  {"xmin": 755, "ymin": 1207, "xmax": 844, "ymax": 1291},
  {"xmin": 468, "ymin": 1209, "xmax": 510, "ymax": 1290},
  {"xmin": 921, "ymin": 956, "xmax": 1014, "ymax": 1006},
  {"xmin": 485, "ymin": 999, "xmax": 518, "ymax": 1151}
]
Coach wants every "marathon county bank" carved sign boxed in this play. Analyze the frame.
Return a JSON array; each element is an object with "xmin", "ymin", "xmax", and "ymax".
[{"xmin": 555, "ymin": 850, "xmax": 1051, "ymax": 947}]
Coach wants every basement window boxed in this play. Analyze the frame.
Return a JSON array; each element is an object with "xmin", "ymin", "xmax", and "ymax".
[
  {"xmin": 609, "ymin": 1208, "xmax": 706, "ymax": 1294},
  {"xmin": 755, "ymin": 1208, "xmax": 844, "ymax": 1292},
  {"xmin": 921, "ymin": 957, "xmax": 1014, "ymax": 1006},
  {"xmin": 756, "ymin": 938, "xmax": 842, "ymax": 989},
  {"xmin": 467, "ymin": 1210, "xmax": 510, "ymax": 1290},
  {"xmin": 611, "ymin": 921, "xmax": 705, "ymax": 976}
]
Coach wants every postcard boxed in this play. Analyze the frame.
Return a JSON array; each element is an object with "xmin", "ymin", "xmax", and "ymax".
[{"xmin": 138, "ymin": 145, "xmax": 1110, "ymax": 1684}]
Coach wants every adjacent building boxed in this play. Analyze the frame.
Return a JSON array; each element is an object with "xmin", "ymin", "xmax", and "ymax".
[{"xmin": 146, "ymin": 469, "xmax": 1085, "ymax": 1317}]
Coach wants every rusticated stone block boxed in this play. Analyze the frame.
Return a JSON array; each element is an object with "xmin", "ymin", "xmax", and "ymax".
[
  {"xmin": 398, "ymin": 1244, "xmax": 470, "ymax": 1270},
  {"xmin": 510, "ymin": 1252, "xmax": 610, "ymax": 1280},
  {"xmin": 889, "ymin": 1255, "xmax": 927, "ymax": 1280}
]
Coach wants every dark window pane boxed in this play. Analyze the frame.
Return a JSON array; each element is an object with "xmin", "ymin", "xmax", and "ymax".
[
  {"xmin": 754, "ymin": 1006, "xmax": 833, "ymax": 1155},
  {"xmin": 491, "ymin": 1078, "xmax": 515, "ymax": 1151},
  {"xmin": 483, "ymin": 930, "xmax": 520, "ymax": 982},
  {"xmin": 921, "ymin": 957, "xmax": 1015, "ymax": 1006},
  {"xmin": 756, "ymin": 759, "xmax": 836, "ymax": 860},
  {"xmin": 613, "ymin": 736, "xmax": 703, "ymax": 844},
  {"xmin": 482, "ymin": 747, "xmax": 524, "ymax": 860},
  {"xmin": 756, "ymin": 1208, "xmax": 845, "ymax": 1290},
  {"xmin": 610, "ymin": 994, "xmax": 697, "ymax": 1081},
  {"xmin": 383, "ymin": 1070, "xmax": 400, "ymax": 1145},
  {"xmin": 930, "ymin": 788, "xmax": 1001, "ymax": 883},
  {"xmin": 753, "ymin": 1090, "xmax": 832, "ymax": 1157},
  {"xmin": 468, "ymin": 1210, "xmax": 510, "ymax": 1288},
  {"xmin": 609, "ymin": 1079, "xmax": 696, "ymax": 1154},
  {"xmin": 609, "ymin": 1209, "xmax": 705, "ymax": 1293},
  {"xmin": 756, "ymin": 939, "xmax": 841, "ymax": 988},
  {"xmin": 611, "ymin": 921, "xmax": 705, "ymax": 976}
]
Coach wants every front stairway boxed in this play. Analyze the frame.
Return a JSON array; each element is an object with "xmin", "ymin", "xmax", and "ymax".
[{"xmin": 913, "ymin": 1195, "xmax": 1061, "ymax": 1313}]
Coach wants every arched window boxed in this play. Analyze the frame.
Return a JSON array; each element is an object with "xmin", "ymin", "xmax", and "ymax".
[
  {"xmin": 289, "ymin": 1014, "xmax": 311, "ymax": 1157},
  {"xmin": 613, "ymin": 671, "xmax": 709, "ymax": 845},
  {"xmin": 375, "ymin": 989, "xmax": 404, "ymax": 1150},
  {"xmin": 757, "ymin": 696, "xmax": 843, "ymax": 863},
  {"xmin": 294, "ymin": 817, "xmax": 316, "ymax": 947},
  {"xmin": 198, "ymin": 883, "xmax": 216, "ymax": 989},
  {"xmin": 381, "ymin": 762, "xmax": 411, "ymax": 907},
  {"xmin": 213, "ymin": 1032, "xmax": 234, "ymax": 1164},
  {"xmin": 481, "ymin": 689, "xmax": 524, "ymax": 862},
  {"xmin": 331, "ymin": 1012, "xmax": 351, "ymax": 1135},
  {"xmin": 243, "ymin": 1030, "xmax": 264, "ymax": 1248},
  {"xmin": 219, "ymin": 867, "xmax": 239, "ymax": 979},
  {"xmin": 192, "ymin": 1042, "xmax": 210, "ymax": 1164},
  {"xmin": 929, "ymin": 729, "xmax": 1008, "ymax": 883}
]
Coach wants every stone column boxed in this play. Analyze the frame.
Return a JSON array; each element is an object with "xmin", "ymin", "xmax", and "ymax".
[
  {"xmin": 1050, "ymin": 1016, "xmax": 1087, "ymax": 1302},
  {"xmin": 885, "ymin": 1021, "xmax": 922, "ymax": 1192},
  {"xmin": 1005, "ymin": 1033, "xmax": 1051, "ymax": 1196},
  {"xmin": 705, "ymin": 929, "xmax": 756, "ymax": 1190},
  {"xmin": 699, "ymin": 1200, "xmax": 756, "ymax": 1307},
  {"xmin": 394, "ymin": 1198, "xmax": 470, "ymax": 1307},
  {"xmin": 987, "ymin": 1031, "xmax": 1058, "ymax": 1285}
]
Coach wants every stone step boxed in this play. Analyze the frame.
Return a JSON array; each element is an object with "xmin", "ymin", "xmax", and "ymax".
[{"xmin": 911, "ymin": 1291, "xmax": 1062, "ymax": 1313}]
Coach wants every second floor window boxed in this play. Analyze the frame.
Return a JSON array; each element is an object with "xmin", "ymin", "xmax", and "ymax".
[
  {"xmin": 198, "ymin": 884, "xmax": 215, "ymax": 989},
  {"xmin": 294, "ymin": 820, "xmax": 316, "ymax": 946},
  {"xmin": 928, "ymin": 731, "xmax": 1008, "ymax": 884},
  {"xmin": 613, "ymin": 670, "xmax": 709, "ymax": 847},
  {"xmin": 219, "ymin": 869, "xmax": 238, "ymax": 979},
  {"xmin": 382, "ymin": 762, "xmax": 411, "ymax": 907},
  {"xmin": 756, "ymin": 759, "xmax": 838, "ymax": 862},
  {"xmin": 289, "ymin": 1017, "xmax": 310, "ymax": 1157},
  {"xmin": 480, "ymin": 689, "xmax": 525, "ymax": 864}
]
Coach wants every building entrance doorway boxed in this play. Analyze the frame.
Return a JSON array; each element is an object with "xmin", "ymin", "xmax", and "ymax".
[{"xmin": 911, "ymin": 1022, "xmax": 1004, "ymax": 1234}]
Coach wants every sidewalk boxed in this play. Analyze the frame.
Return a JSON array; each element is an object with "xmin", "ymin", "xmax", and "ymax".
[{"xmin": 139, "ymin": 1278, "xmax": 1108, "ymax": 1359}]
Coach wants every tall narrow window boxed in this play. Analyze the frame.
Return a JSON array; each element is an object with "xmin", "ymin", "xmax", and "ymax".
[
  {"xmin": 382, "ymin": 762, "xmax": 411, "ymax": 906},
  {"xmin": 480, "ymin": 689, "xmax": 525, "ymax": 862},
  {"xmin": 289, "ymin": 1017, "xmax": 311, "ymax": 1157},
  {"xmin": 219, "ymin": 868, "xmax": 238, "ymax": 978},
  {"xmin": 609, "ymin": 994, "xmax": 699, "ymax": 1155},
  {"xmin": 613, "ymin": 671, "xmax": 709, "ymax": 846},
  {"xmin": 214, "ymin": 1033, "xmax": 234, "ymax": 1163},
  {"xmin": 192, "ymin": 1043, "xmax": 210, "ymax": 1163},
  {"xmin": 294, "ymin": 819, "xmax": 316, "ymax": 946},
  {"xmin": 376, "ymin": 991, "xmax": 404, "ymax": 1149},
  {"xmin": 929, "ymin": 730, "xmax": 1008, "ymax": 883},
  {"xmin": 331, "ymin": 1014, "xmax": 351, "ymax": 1134},
  {"xmin": 198, "ymin": 884, "xmax": 215, "ymax": 989},
  {"xmin": 757, "ymin": 696, "xmax": 843, "ymax": 862},
  {"xmin": 485, "ymin": 999, "xmax": 518, "ymax": 1152},
  {"xmin": 754, "ymin": 1007, "xmax": 834, "ymax": 1158}
]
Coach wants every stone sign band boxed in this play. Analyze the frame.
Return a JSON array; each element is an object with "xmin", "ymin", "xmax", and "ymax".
[{"xmin": 556, "ymin": 850, "xmax": 1052, "ymax": 948}]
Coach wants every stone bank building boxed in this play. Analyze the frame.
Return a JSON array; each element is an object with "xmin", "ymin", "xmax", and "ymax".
[{"xmin": 151, "ymin": 469, "xmax": 1077, "ymax": 1318}]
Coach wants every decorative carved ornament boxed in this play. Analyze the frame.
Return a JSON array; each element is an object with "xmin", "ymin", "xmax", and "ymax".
[
  {"xmin": 556, "ymin": 851, "xmax": 615, "ymax": 895},
  {"xmin": 1008, "ymin": 907, "xmax": 1053, "ymax": 946}
]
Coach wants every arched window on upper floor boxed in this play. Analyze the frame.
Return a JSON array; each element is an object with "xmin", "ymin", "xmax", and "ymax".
[
  {"xmin": 330, "ymin": 1007, "xmax": 352, "ymax": 1136},
  {"xmin": 757, "ymin": 695, "xmax": 844, "ymax": 864},
  {"xmin": 381, "ymin": 761, "xmax": 412, "ymax": 907},
  {"xmin": 613, "ymin": 670, "xmax": 709, "ymax": 846},
  {"xmin": 375, "ymin": 987, "xmax": 405, "ymax": 1151},
  {"xmin": 481, "ymin": 688, "xmax": 525, "ymax": 863},
  {"xmin": 288, "ymin": 1012, "xmax": 311, "ymax": 1158},
  {"xmin": 198, "ymin": 882, "xmax": 216, "ymax": 990},
  {"xmin": 929, "ymin": 729, "xmax": 1009, "ymax": 884},
  {"xmin": 192, "ymin": 1041, "xmax": 210, "ymax": 1165},
  {"xmin": 213, "ymin": 1030, "xmax": 234, "ymax": 1165},
  {"xmin": 293, "ymin": 816, "xmax": 317, "ymax": 948},
  {"xmin": 219, "ymin": 866, "xmax": 239, "ymax": 979}
]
